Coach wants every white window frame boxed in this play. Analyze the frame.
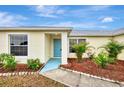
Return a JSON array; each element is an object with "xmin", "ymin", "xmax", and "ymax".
[{"xmin": 7, "ymin": 33, "xmax": 29, "ymax": 57}]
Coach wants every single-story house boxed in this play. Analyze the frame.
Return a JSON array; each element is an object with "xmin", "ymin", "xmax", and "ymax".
[{"xmin": 0, "ymin": 27, "xmax": 124, "ymax": 64}]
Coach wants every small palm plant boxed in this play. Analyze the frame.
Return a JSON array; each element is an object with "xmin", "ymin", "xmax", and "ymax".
[
  {"xmin": 103, "ymin": 39, "xmax": 124, "ymax": 63},
  {"xmin": 72, "ymin": 42, "xmax": 89, "ymax": 63}
]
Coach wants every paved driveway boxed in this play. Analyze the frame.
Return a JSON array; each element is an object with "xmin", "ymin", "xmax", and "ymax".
[{"xmin": 42, "ymin": 69, "xmax": 120, "ymax": 87}]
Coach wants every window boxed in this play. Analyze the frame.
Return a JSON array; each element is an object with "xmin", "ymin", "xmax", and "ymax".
[
  {"xmin": 69, "ymin": 39, "xmax": 86, "ymax": 53},
  {"xmin": 10, "ymin": 34, "xmax": 28, "ymax": 56},
  {"xmin": 78, "ymin": 39, "xmax": 86, "ymax": 44},
  {"xmin": 69, "ymin": 39, "xmax": 77, "ymax": 53}
]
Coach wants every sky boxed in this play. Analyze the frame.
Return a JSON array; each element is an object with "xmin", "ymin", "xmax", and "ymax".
[{"xmin": 0, "ymin": 5, "xmax": 124, "ymax": 30}]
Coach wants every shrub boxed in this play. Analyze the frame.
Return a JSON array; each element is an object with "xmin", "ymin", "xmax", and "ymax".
[
  {"xmin": 72, "ymin": 42, "xmax": 89, "ymax": 63},
  {"xmin": 27, "ymin": 58, "xmax": 40, "ymax": 70},
  {"xmin": 3, "ymin": 56, "xmax": 16, "ymax": 71},
  {"xmin": 0, "ymin": 53, "xmax": 12, "ymax": 63},
  {"xmin": 108, "ymin": 57, "xmax": 116, "ymax": 64},
  {"xmin": 103, "ymin": 39, "xmax": 124, "ymax": 61},
  {"xmin": 93, "ymin": 51, "xmax": 109, "ymax": 68},
  {"xmin": 0, "ymin": 53, "xmax": 16, "ymax": 70}
]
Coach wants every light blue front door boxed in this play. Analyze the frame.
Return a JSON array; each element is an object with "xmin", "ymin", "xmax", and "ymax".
[{"xmin": 54, "ymin": 39, "xmax": 61, "ymax": 57}]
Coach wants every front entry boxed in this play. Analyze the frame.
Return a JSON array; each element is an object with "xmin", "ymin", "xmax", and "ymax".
[{"xmin": 54, "ymin": 39, "xmax": 61, "ymax": 57}]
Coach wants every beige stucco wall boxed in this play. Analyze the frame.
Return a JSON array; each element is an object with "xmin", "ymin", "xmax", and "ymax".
[
  {"xmin": 0, "ymin": 31, "xmax": 66, "ymax": 64},
  {"xmin": 0, "ymin": 31, "xmax": 45, "ymax": 64},
  {"xmin": 45, "ymin": 34, "xmax": 52, "ymax": 62},
  {"xmin": 0, "ymin": 32, "xmax": 8, "ymax": 53},
  {"xmin": 62, "ymin": 32, "xmax": 68, "ymax": 64},
  {"xmin": 114, "ymin": 35, "xmax": 124, "ymax": 60},
  {"xmin": 28, "ymin": 32, "xmax": 45, "ymax": 63},
  {"xmin": 68, "ymin": 35, "xmax": 124, "ymax": 60},
  {"xmin": 0, "ymin": 30, "xmax": 124, "ymax": 65},
  {"xmin": 68, "ymin": 36, "xmax": 112, "ymax": 58}
]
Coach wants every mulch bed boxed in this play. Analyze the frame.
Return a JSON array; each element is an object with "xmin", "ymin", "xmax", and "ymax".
[
  {"xmin": 61, "ymin": 58, "xmax": 124, "ymax": 82},
  {"xmin": 0, "ymin": 64, "xmax": 43, "ymax": 73},
  {"xmin": 0, "ymin": 74, "xmax": 66, "ymax": 87}
]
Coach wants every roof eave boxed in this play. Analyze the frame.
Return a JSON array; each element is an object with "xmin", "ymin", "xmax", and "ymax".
[{"xmin": 0, "ymin": 27, "xmax": 73, "ymax": 32}]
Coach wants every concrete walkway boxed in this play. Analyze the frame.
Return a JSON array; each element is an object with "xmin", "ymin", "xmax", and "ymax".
[
  {"xmin": 42, "ymin": 69, "xmax": 120, "ymax": 87},
  {"xmin": 40, "ymin": 58, "xmax": 61, "ymax": 73}
]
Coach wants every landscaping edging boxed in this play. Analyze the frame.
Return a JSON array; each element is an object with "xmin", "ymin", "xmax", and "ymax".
[
  {"xmin": 60, "ymin": 67, "xmax": 124, "ymax": 86},
  {"xmin": 0, "ymin": 71, "xmax": 39, "ymax": 76}
]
